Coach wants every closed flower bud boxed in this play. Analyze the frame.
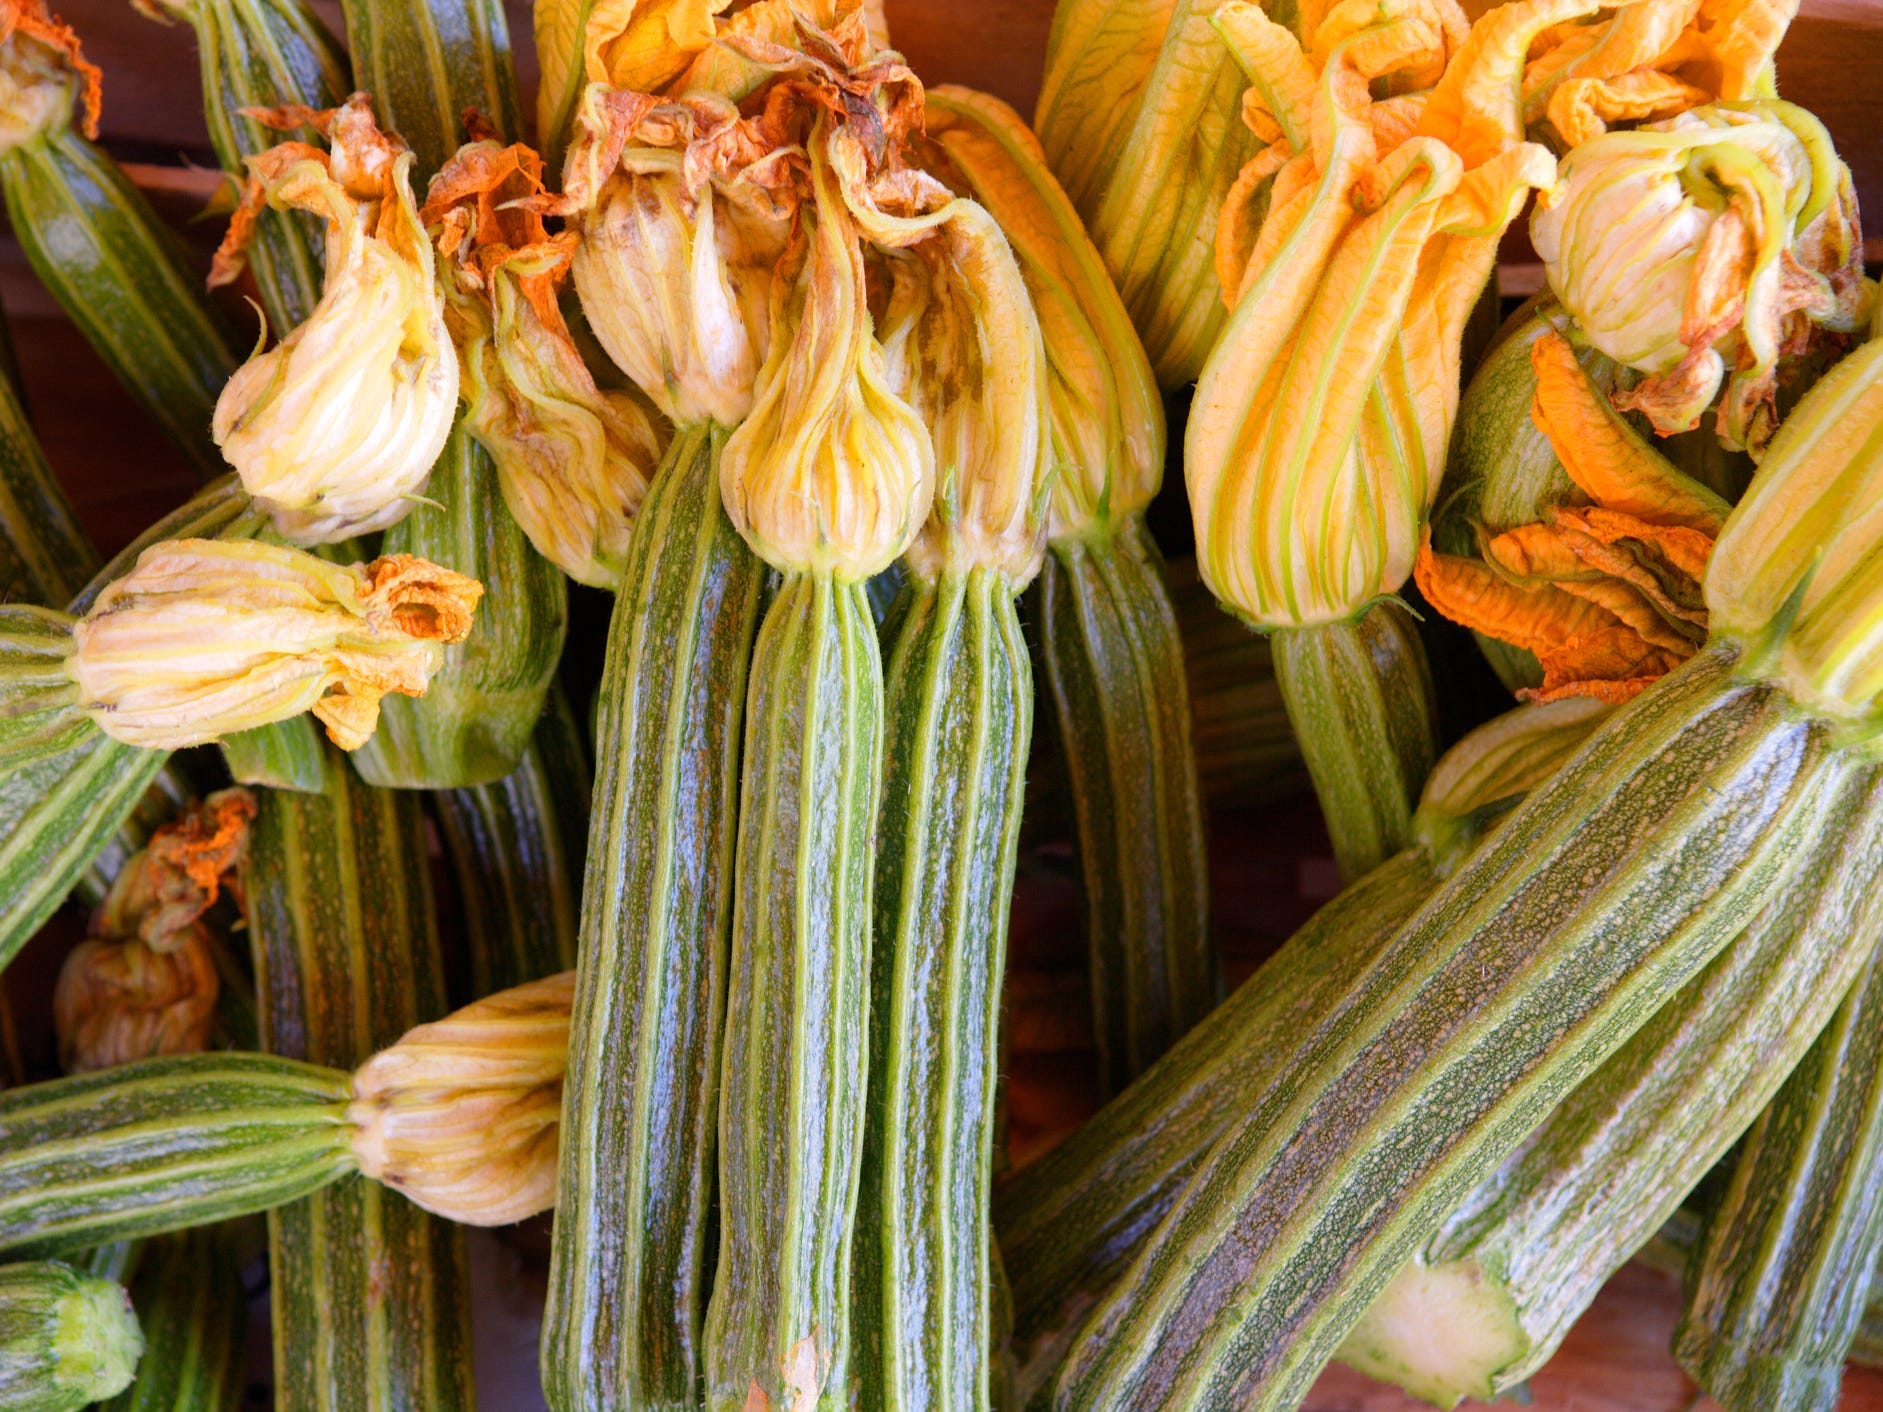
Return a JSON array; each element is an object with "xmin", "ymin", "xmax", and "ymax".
[
  {"xmin": 210, "ymin": 94, "xmax": 458, "ymax": 543},
  {"xmin": 1532, "ymin": 100, "xmax": 1869, "ymax": 454},
  {"xmin": 68, "ymin": 538, "xmax": 483, "ymax": 752},
  {"xmin": 560, "ymin": 86, "xmax": 797, "ymax": 429},
  {"xmin": 426, "ymin": 138, "xmax": 666, "ymax": 588},
  {"xmin": 0, "ymin": 0, "xmax": 98, "ymax": 152},
  {"xmin": 719, "ymin": 125, "xmax": 933, "ymax": 580},
  {"xmin": 54, "ymin": 932, "xmax": 219, "ymax": 1073},
  {"xmin": 348, "ymin": 971, "xmax": 573, "ymax": 1226}
]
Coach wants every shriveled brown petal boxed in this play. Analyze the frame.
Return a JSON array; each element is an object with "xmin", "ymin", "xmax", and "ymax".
[
  {"xmin": 1529, "ymin": 628, "xmax": 1686, "ymax": 703},
  {"xmin": 358, "ymin": 553, "xmax": 483, "ymax": 643},
  {"xmin": 117, "ymin": 789, "xmax": 258, "ymax": 951},
  {"xmin": 0, "ymin": 0, "xmax": 100, "ymax": 135},
  {"xmin": 54, "ymin": 930, "xmax": 220, "ymax": 1073}
]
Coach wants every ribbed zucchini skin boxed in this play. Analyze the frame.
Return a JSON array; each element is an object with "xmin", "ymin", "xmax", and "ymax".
[
  {"xmin": 436, "ymin": 683, "xmax": 587, "ymax": 997},
  {"xmin": 544, "ymin": 425, "xmax": 762, "ymax": 1412},
  {"xmin": 337, "ymin": 0, "xmax": 519, "ymax": 177},
  {"xmin": 854, "ymin": 565, "xmax": 1030, "ymax": 1411},
  {"xmin": 353, "ymin": 425, "xmax": 567, "ymax": 788},
  {"xmin": 1676, "ymin": 927, "xmax": 1883, "ymax": 1410},
  {"xmin": 997, "ymin": 848, "xmax": 1436, "ymax": 1397},
  {"xmin": 1270, "ymin": 599, "xmax": 1439, "ymax": 882},
  {"xmin": 218, "ymin": 717, "xmax": 329, "ymax": 793},
  {"xmin": 0, "ymin": 1054, "xmax": 350, "ymax": 1257},
  {"xmin": 99, "ymin": 1227, "xmax": 248, "ymax": 1412},
  {"xmin": 703, "ymin": 573, "xmax": 882, "ymax": 1412},
  {"xmin": 0, "ymin": 1259, "xmax": 143, "ymax": 1412},
  {"xmin": 244, "ymin": 746, "xmax": 474, "ymax": 1411},
  {"xmin": 1037, "ymin": 515, "xmax": 1213, "ymax": 1094},
  {"xmin": 1349, "ymin": 765, "xmax": 1883, "ymax": 1400},
  {"xmin": 0, "ymin": 363, "xmax": 92, "ymax": 607},
  {"xmin": 1054, "ymin": 646, "xmax": 1847, "ymax": 1410},
  {"xmin": 0, "ymin": 130, "xmax": 232, "ymax": 480}
]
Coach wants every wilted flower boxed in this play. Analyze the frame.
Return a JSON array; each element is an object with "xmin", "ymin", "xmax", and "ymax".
[
  {"xmin": 1532, "ymin": 100, "xmax": 1869, "ymax": 453},
  {"xmin": 0, "ymin": 0, "xmax": 98, "ymax": 152},
  {"xmin": 349, "ymin": 970, "xmax": 573, "ymax": 1225},
  {"xmin": 426, "ymin": 137, "xmax": 666, "ymax": 588},
  {"xmin": 1416, "ymin": 330, "xmax": 1728, "ymax": 702},
  {"xmin": 68, "ymin": 538, "xmax": 483, "ymax": 752},
  {"xmin": 210, "ymin": 93, "xmax": 457, "ymax": 543}
]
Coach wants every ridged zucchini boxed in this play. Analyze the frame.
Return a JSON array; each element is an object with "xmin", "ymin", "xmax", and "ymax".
[
  {"xmin": 0, "ymin": 355, "xmax": 92, "ymax": 607},
  {"xmin": 544, "ymin": 425, "xmax": 763, "ymax": 1412},
  {"xmin": 99, "ymin": 1228, "xmax": 247, "ymax": 1412},
  {"xmin": 1342, "ymin": 763, "xmax": 1883, "ymax": 1404},
  {"xmin": 1053, "ymin": 646, "xmax": 1851, "ymax": 1409},
  {"xmin": 244, "ymin": 745, "xmax": 474, "ymax": 1410},
  {"xmin": 854, "ymin": 562, "xmax": 1032, "ymax": 1410},
  {"xmin": 1675, "ymin": 932, "xmax": 1883, "ymax": 1410},
  {"xmin": 435, "ymin": 682, "xmax": 587, "ymax": 996},
  {"xmin": 0, "ymin": 1259, "xmax": 142, "ymax": 1411},
  {"xmin": 996, "ymin": 697, "xmax": 1607, "ymax": 1398},
  {"xmin": 1269, "ymin": 600, "xmax": 1439, "ymax": 882},
  {"xmin": 1038, "ymin": 518, "xmax": 1215, "ymax": 1094},
  {"xmin": 703, "ymin": 572, "xmax": 881, "ymax": 1411}
]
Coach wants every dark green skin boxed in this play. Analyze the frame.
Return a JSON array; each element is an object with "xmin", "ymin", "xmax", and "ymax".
[
  {"xmin": 1055, "ymin": 646, "xmax": 1852, "ymax": 1410},
  {"xmin": 0, "ymin": 357, "xmax": 92, "ymax": 607},
  {"xmin": 245, "ymin": 746, "xmax": 474, "ymax": 1412},
  {"xmin": 0, "ymin": 129, "xmax": 233, "ymax": 482},
  {"xmin": 854, "ymin": 564, "xmax": 1031, "ymax": 1412},
  {"xmin": 544, "ymin": 426, "xmax": 763, "ymax": 1412},
  {"xmin": 1038, "ymin": 514, "xmax": 1214, "ymax": 1095},
  {"xmin": 100, "ymin": 1228, "xmax": 251, "ymax": 1412},
  {"xmin": 704, "ymin": 572, "xmax": 883, "ymax": 1412},
  {"xmin": 1270, "ymin": 600, "xmax": 1439, "ymax": 885},
  {"xmin": 997, "ymin": 847, "xmax": 1439, "ymax": 1402},
  {"xmin": 0, "ymin": 1054, "xmax": 351, "ymax": 1257},
  {"xmin": 1677, "ymin": 910, "xmax": 1883, "ymax": 1411},
  {"xmin": 436, "ymin": 682, "xmax": 588, "ymax": 997}
]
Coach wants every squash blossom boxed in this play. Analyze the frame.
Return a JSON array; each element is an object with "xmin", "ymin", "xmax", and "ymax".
[
  {"xmin": 0, "ymin": 0, "xmax": 98, "ymax": 153},
  {"xmin": 209, "ymin": 93, "xmax": 458, "ymax": 543},
  {"xmin": 349, "ymin": 969, "xmax": 573, "ymax": 1226},
  {"xmin": 1188, "ymin": 0, "xmax": 1569, "ymax": 629},
  {"xmin": 1417, "ymin": 330, "xmax": 1729, "ymax": 701},
  {"xmin": 1532, "ymin": 100, "xmax": 1869, "ymax": 454},
  {"xmin": 67, "ymin": 538, "xmax": 483, "ymax": 753},
  {"xmin": 53, "ymin": 788, "xmax": 255, "ymax": 1074},
  {"xmin": 425, "ymin": 135, "xmax": 667, "ymax": 589}
]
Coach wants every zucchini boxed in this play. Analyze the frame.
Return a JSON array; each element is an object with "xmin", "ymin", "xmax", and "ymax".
[
  {"xmin": 0, "ymin": 1053, "xmax": 353, "ymax": 1257},
  {"xmin": 543, "ymin": 425, "xmax": 763, "ymax": 1412},
  {"xmin": 0, "ymin": 1259, "xmax": 142, "ymax": 1411},
  {"xmin": 996, "ymin": 696, "xmax": 1608, "ymax": 1398},
  {"xmin": 1052, "ymin": 645, "xmax": 1854, "ymax": 1409},
  {"xmin": 0, "ymin": 354, "xmax": 92, "ymax": 607},
  {"xmin": 100, "ymin": 1228, "xmax": 247, "ymax": 1412},
  {"xmin": 1342, "ymin": 762, "xmax": 1883, "ymax": 1404},
  {"xmin": 434, "ymin": 682, "xmax": 587, "ymax": 996},
  {"xmin": 854, "ymin": 562, "xmax": 1032, "ymax": 1409},
  {"xmin": 1675, "ymin": 932, "xmax": 1883, "ymax": 1410},
  {"xmin": 1270, "ymin": 599, "xmax": 1439, "ymax": 882},
  {"xmin": 243, "ymin": 745, "xmax": 474, "ymax": 1410}
]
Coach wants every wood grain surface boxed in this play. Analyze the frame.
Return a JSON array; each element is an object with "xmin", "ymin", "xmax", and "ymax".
[{"xmin": 8, "ymin": 0, "xmax": 1883, "ymax": 1407}]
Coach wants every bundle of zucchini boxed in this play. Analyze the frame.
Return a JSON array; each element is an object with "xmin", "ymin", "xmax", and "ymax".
[{"xmin": 3, "ymin": 0, "xmax": 1882, "ymax": 1407}]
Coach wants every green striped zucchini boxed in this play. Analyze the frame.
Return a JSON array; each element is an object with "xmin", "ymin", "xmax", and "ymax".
[
  {"xmin": 1052, "ymin": 645, "xmax": 1852, "ymax": 1409},
  {"xmin": 1270, "ymin": 599, "xmax": 1439, "ymax": 883},
  {"xmin": 0, "ymin": 357, "xmax": 92, "ymax": 607},
  {"xmin": 0, "ymin": 129, "xmax": 233, "ymax": 481},
  {"xmin": 1342, "ymin": 763, "xmax": 1883, "ymax": 1404},
  {"xmin": 244, "ymin": 745, "xmax": 474, "ymax": 1410},
  {"xmin": 218, "ymin": 717, "xmax": 328, "ymax": 793},
  {"xmin": 996, "ymin": 696, "xmax": 1608, "ymax": 1399},
  {"xmin": 0, "ymin": 1259, "xmax": 142, "ymax": 1411},
  {"xmin": 1038, "ymin": 516, "xmax": 1214, "ymax": 1093},
  {"xmin": 100, "ymin": 1228, "xmax": 247, "ymax": 1412},
  {"xmin": 351, "ymin": 421, "xmax": 567, "ymax": 790},
  {"xmin": 543, "ymin": 425, "xmax": 762, "ymax": 1412},
  {"xmin": 1675, "ymin": 928, "xmax": 1883, "ymax": 1410},
  {"xmin": 703, "ymin": 572, "xmax": 882, "ymax": 1411},
  {"xmin": 435, "ymin": 682, "xmax": 587, "ymax": 996},
  {"xmin": 855, "ymin": 562, "xmax": 1031, "ymax": 1410}
]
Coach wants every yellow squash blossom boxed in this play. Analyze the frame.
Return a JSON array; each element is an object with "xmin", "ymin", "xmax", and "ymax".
[
  {"xmin": 1188, "ymin": 0, "xmax": 1572, "ymax": 630},
  {"xmin": 68, "ymin": 538, "xmax": 483, "ymax": 752},
  {"xmin": 426, "ymin": 135, "xmax": 666, "ymax": 589},
  {"xmin": 1416, "ymin": 330, "xmax": 1729, "ymax": 701},
  {"xmin": 210, "ymin": 94, "xmax": 458, "ymax": 543}
]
